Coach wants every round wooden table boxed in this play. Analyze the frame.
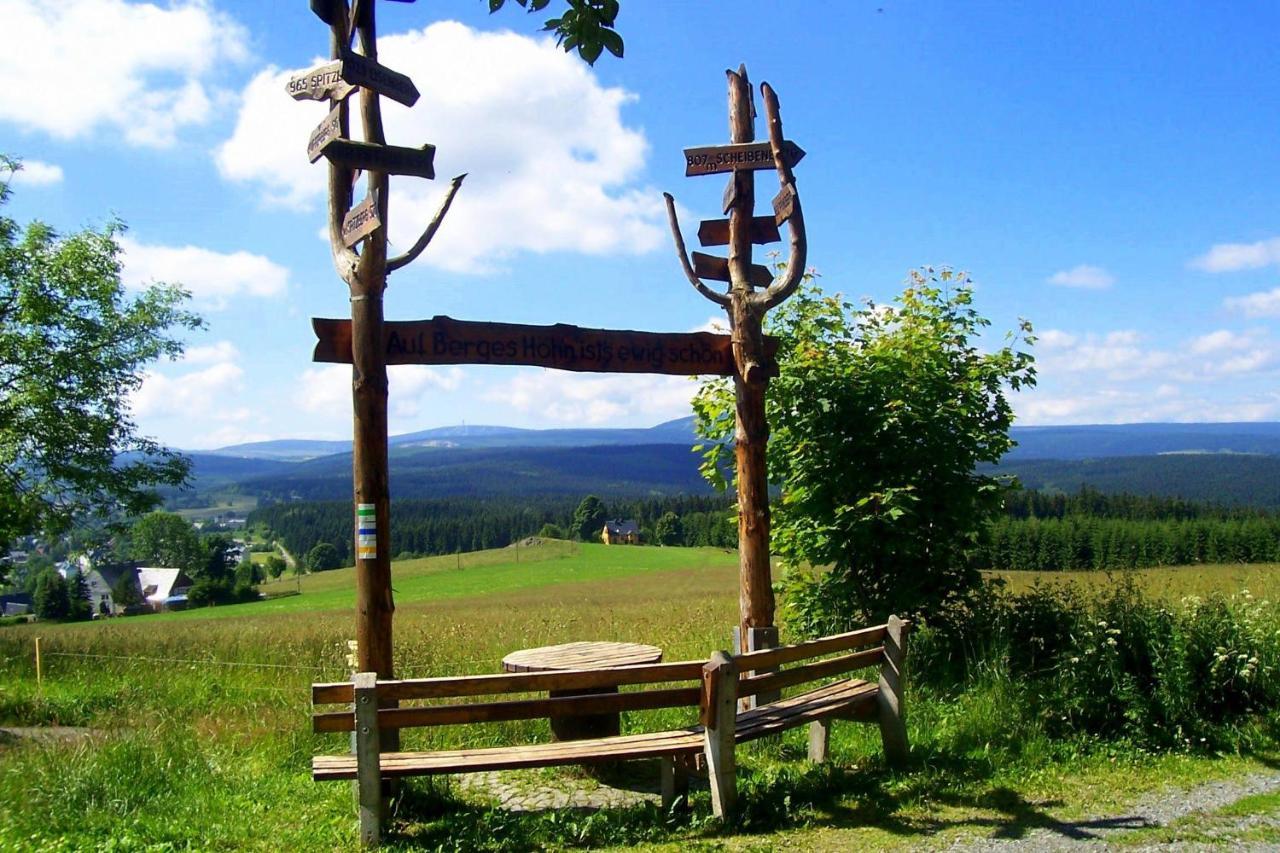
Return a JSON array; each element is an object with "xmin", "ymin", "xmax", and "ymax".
[{"xmin": 502, "ymin": 641, "xmax": 663, "ymax": 741}]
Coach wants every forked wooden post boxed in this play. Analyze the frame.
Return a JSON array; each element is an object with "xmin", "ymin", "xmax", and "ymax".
[
  {"xmin": 353, "ymin": 671, "xmax": 383, "ymax": 847},
  {"xmin": 877, "ymin": 615, "xmax": 909, "ymax": 767},
  {"xmin": 700, "ymin": 650, "xmax": 738, "ymax": 819}
]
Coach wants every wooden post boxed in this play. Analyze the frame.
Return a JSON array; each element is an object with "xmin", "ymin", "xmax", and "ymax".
[
  {"xmin": 807, "ymin": 718, "xmax": 830, "ymax": 763},
  {"xmin": 660, "ymin": 756, "xmax": 689, "ymax": 811},
  {"xmin": 877, "ymin": 615, "xmax": 909, "ymax": 767},
  {"xmin": 34, "ymin": 637, "xmax": 41, "ymax": 692},
  {"xmin": 353, "ymin": 671, "xmax": 383, "ymax": 847},
  {"xmin": 701, "ymin": 650, "xmax": 738, "ymax": 819},
  {"xmin": 665, "ymin": 66, "xmax": 807, "ymax": 647}
]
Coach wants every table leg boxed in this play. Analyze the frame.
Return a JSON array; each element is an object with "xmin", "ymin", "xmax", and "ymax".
[{"xmin": 548, "ymin": 686, "xmax": 621, "ymax": 741}]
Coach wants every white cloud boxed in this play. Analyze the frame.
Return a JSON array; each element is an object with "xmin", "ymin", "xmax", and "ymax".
[
  {"xmin": 296, "ymin": 364, "xmax": 465, "ymax": 432},
  {"xmin": 8, "ymin": 159, "xmax": 63, "ymax": 187},
  {"xmin": 1225, "ymin": 287, "xmax": 1280, "ymax": 318},
  {"xmin": 119, "ymin": 237, "xmax": 290, "ymax": 310},
  {"xmin": 1191, "ymin": 237, "xmax": 1280, "ymax": 273},
  {"xmin": 0, "ymin": 0, "xmax": 247, "ymax": 147},
  {"xmin": 132, "ymin": 341, "xmax": 244, "ymax": 421},
  {"xmin": 1046, "ymin": 264, "xmax": 1114, "ymax": 289},
  {"xmin": 485, "ymin": 371, "xmax": 696, "ymax": 426},
  {"xmin": 217, "ymin": 21, "xmax": 663, "ymax": 271},
  {"xmin": 1038, "ymin": 330, "xmax": 1172, "ymax": 380},
  {"xmin": 1190, "ymin": 329, "xmax": 1251, "ymax": 355},
  {"xmin": 1037, "ymin": 329, "xmax": 1078, "ymax": 350}
]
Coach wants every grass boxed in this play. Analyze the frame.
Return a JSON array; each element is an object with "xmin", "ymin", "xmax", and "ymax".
[
  {"xmin": 1, "ymin": 546, "xmax": 1278, "ymax": 850},
  {"xmin": 991, "ymin": 562, "xmax": 1280, "ymax": 601}
]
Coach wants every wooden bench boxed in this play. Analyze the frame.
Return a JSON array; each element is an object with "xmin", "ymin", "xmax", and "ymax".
[{"xmin": 311, "ymin": 616, "xmax": 908, "ymax": 846}]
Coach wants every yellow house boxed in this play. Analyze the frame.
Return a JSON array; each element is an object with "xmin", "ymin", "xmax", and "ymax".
[{"xmin": 601, "ymin": 519, "xmax": 640, "ymax": 545}]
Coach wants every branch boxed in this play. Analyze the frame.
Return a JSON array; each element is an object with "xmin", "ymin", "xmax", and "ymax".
[
  {"xmin": 663, "ymin": 192, "xmax": 731, "ymax": 309},
  {"xmin": 755, "ymin": 81, "xmax": 808, "ymax": 312},
  {"xmin": 387, "ymin": 173, "xmax": 467, "ymax": 274}
]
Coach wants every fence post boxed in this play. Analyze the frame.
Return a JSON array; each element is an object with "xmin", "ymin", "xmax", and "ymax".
[
  {"xmin": 353, "ymin": 671, "xmax": 383, "ymax": 848},
  {"xmin": 701, "ymin": 650, "xmax": 738, "ymax": 819},
  {"xmin": 34, "ymin": 637, "xmax": 42, "ymax": 692},
  {"xmin": 877, "ymin": 615, "xmax": 909, "ymax": 767}
]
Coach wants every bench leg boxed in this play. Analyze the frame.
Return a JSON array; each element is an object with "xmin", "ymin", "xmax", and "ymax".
[
  {"xmin": 353, "ymin": 673, "xmax": 383, "ymax": 848},
  {"xmin": 877, "ymin": 615, "xmax": 909, "ymax": 768},
  {"xmin": 703, "ymin": 651, "xmax": 737, "ymax": 819},
  {"xmin": 808, "ymin": 718, "xmax": 830, "ymax": 764},
  {"xmin": 660, "ymin": 756, "xmax": 689, "ymax": 811}
]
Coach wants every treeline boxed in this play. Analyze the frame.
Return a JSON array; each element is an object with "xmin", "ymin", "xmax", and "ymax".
[
  {"xmin": 1001, "ymin": 487, "xmax": 1273, "ymax": 521},
  {"xmin": 249, "ymin": 495, "xmax": 736, "ymax": 564}
]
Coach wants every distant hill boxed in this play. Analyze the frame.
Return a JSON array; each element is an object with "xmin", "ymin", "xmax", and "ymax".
[{"xmin": 169, "ymin": 420, "xmax": 1280, "ymax": 509}]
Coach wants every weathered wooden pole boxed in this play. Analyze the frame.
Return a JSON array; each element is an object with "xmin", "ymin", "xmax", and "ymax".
[
  {"xmin": 292, "ymin": 0, "xmax": 463, "ymax": 745},
  {"xmin": 665, "ymin": 65, "xmax": 807, "ymax": 652}
]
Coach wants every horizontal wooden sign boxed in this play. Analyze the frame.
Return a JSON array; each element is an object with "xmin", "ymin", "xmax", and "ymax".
[
  {"xmin": 341, "ymin": 194, "xmax": 381, "ymax": 246},
  {"xmin": 340, "ymin": 51, "xmax": 419, "ymax": 107},
  {"xmin": 772, "ymin": 183, "xmax": 797, "ymax": 225},
  {"xmin": 691, "ymin": 252, "xmax": 772, "ymax": 289},
  {"xmin": 286, "ymin": 61, "xmax": 356, "ymax": 102},
  {"xmin": 320, "ymin": 140, "xmax": 436, "ymax": 180},
  {"xmin": 312, "ymin": 316, "xmax": 777, "ymax": 376},
  {"xmin": 683, "ymin": 140, "xmax": 805, "ymax": 177},
  {"xmin": 697, "ymin": 216, "xmax": 781, "ymax": 247},
  {"xmin": 307, "ymin": 105, "xmax": 343, "ymax": 163}
]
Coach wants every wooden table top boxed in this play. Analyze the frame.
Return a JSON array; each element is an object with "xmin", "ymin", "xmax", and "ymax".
[{"xmin": 502, "ymin": 641, "xmax": 663, "ymax": 673}]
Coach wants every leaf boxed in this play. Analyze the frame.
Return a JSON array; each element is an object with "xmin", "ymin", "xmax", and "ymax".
[{"xmin": 600, "ymin": 28, "xmax": 624, "ymax": 58}]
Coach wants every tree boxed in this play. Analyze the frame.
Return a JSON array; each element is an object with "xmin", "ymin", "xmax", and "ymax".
[
  {"xmin": 306, "ymin": 542, "xmax": 341, "ymax": 572},
  {"xmin": 0, "ymin": 156, "xmax": 202, "ymax": 546},
  {"xmin": 130, "ymin": 512, "xmax": 204, "ymax": 573},
  {"xmin": 111, "ymin": 567, "xmax": 142, "ymax": 609},
  {"xmin": 66, "ymin": 569, "xmax": 93, "ymax": 621},
  {"xmin": 694, "ymin": 270, "xmax": 1035, "ymax": 632},
  {"xmin": 654, "ymin": 511, "xmax": 684, "ymax": 546},
  {"xmin": 490, "ymin": 0, "xmax": 624, "ymax": 65},
  {"xmin": 537, "ymin": 522, "xmax": 565, "ymax": 539},
  {"xmin": 572, "ymin": 495, "xmax": 607, "ymax": 541},
  {"xmin": 264, "ymin": 554, "xmax": 287, "ymax": 580},
  {"xmin": 32, "ymin": 569, "xmax": 69, "ymax": 620}
]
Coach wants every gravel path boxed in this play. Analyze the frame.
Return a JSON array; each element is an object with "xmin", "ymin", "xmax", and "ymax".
[{"xmin": 945, "ymin": 771, "xmax": 1280, "ymax": 850}]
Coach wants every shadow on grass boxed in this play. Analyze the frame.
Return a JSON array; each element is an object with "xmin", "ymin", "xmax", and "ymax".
[{"xmin": 371, "ymin": 743, "xmax": 1193, "ymax": 850}]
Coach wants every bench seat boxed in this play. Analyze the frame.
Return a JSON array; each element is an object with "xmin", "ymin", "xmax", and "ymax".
[
  {"xmin": 313, "ymin": 677, "xmax": 879, "ymax": 781},
  {"xmin": 314, "ymin": 728, "xmax": 704, "ymax": 781}
]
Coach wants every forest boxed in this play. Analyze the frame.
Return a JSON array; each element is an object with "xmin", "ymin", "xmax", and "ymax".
[{"xmin": 249, "ymin": 486, "xmax": 1280, "ymax": 572}]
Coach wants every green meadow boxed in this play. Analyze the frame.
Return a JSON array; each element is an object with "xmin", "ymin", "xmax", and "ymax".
[{"xmin": 2, "ymin": 542, "xmax": 1278, "ymax": 850}]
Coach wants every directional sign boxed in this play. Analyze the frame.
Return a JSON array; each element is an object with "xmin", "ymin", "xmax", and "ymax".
[
  {"xmin": 721, "ymin": 177, "xmax": 738, "ymax": 214},
  {"xmin": 772, "ymin": 183, "xmax": 797, "ymax": 226},
  {"xmin": 697, "ymin": 216, "xmax": 781, "ymax": 248},
  {"xmin": 691, "ymin": 252, "xmax": 772, "ymax": 289},
  {"xmin": 285, "ymin": 61, "xmax": 356, "ymax": 102},
  {"xmin": 307, "ymin": 105, "xmax": 343, "ymax": 163},
  {"xmin": 320, "ymin": 140, "xmax": 436, "ymax": 180},
  {"xmin": 312, "ymin": 316, "xmax": 778, "ymax": 377},
  {"xmin": 339, "ymin": 51, "xmax": 419, "ymax": 107},
  {"xmin": 341, "ymin": 193, "xmax": 381, "ymax": 247},
  {"xmin": 683, "ymin": 140, "xmax": 805, "ymax": 177}
]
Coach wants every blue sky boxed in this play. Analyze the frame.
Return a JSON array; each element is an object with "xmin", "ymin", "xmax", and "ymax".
[{"xmin": 4, "ymin": 1, "xmax": 1279, "ymax": 449}]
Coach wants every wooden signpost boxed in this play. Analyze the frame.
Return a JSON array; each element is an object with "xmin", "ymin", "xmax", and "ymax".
[
  {"xmin": 664, "ymin": 65, "xmax": 808, "ymax": 675},
  {"xmin": 289, "ymin": 3, "xmax": 465, "ymax": 812},
  {"xmin": 312, "ymin": 316, "xmax": 776, "ymax": 375}
]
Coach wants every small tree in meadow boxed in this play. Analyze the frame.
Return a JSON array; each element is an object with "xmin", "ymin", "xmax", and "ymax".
[
  {"xmin": 654, "ymin": 512, "xmax": 684, "ymax": 546},
  {"xmin": 694, "ymin": 269, "xmax": 1035, "ymax": 631},
  {"xmin": 306, "ymin": 543, "xmax": 341, "ymax": 572},
  {"xmin": 572, "ymin": 495, "xmax": 606, "ymax": 541}
]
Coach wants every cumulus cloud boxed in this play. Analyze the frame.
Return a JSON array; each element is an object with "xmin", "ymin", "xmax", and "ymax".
[
  {"xmin": 1046, "ymin": 264, "xmax": 1114, "ymax": 289},
  {"xmin": 0, "ymin": 0, "xmax": 247, "ymax": 147},
  {"xmin": 132, "ymin": 340, "xmax": 244, "ymax": 421},
  {"xmin": 7, "ymin": 159, "xmax": 64, "ymax": 187},
  {"xmin": 1191, "ymin": 237, "xmax": 1280, "ymax": 273},
  {"xmin": 1225, "ymin": 287, "xmax": 1280, "ymax": 318},
  {"xmin": 119, "ymin": 237, "xmax": 290, "ymax": 310},
  {"xmin": 296, "ymin": 364, "xmax": 465, "ymax": 433},
  {"xmin": 484, "ymin": 371, "xmax": 696, "ymax": 426},
  {"xmin": 217, "ymin": 21, "xmax": 663, "ymax": 271}
]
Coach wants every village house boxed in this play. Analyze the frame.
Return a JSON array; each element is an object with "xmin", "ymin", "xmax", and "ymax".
[{"xmin": 601, "ymin": 519, "xmax": 641, "ymax": 545}]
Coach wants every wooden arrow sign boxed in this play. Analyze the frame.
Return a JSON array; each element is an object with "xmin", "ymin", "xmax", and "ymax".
[
  {"xmin": 286, "ymin": 61, "xmax": 356, "ymax": 102},
  {"xmin": 341, "ymin": 193, "xmax": 381, "ymax": 247},
  {"xmin": 697, "ymin": 216, "xmax": 781, "ymax": 248},
  {"xmin": 691, "ymin": 252, "xmax": 772, "ymax": 288},
  {"xmin": 339, "ymin": 51, "xmax": 419, "ymax": 108},
  {"xmin": 320, "ymin": 140, "xmax": 436, "ymax": 180},
  {"xmin": 772, "ymin": 183, "xmax": 797, "ymax": 226},
  {"xmin": 683, "ymin": 140, "xmax": 805, "ymax": 177},
  {"xmin": 312, "ymin": 316, "xmax": 778, "ymax": 377},
  {"xmin": 306, "ymin": 104, "xmax": 343, "ymax": 163},
  {"xmin": 721, "ymin": 177, "xmax": 738, "ymax": 214}
]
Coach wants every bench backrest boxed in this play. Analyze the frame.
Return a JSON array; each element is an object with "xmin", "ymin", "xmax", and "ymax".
[
  {"xmin": 731, "ymin": 620, "xmax": 903, "ymax": 702},
  {"xmin": 311, "ymin": 659, "xmax": 705, "ymax": 734}
]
